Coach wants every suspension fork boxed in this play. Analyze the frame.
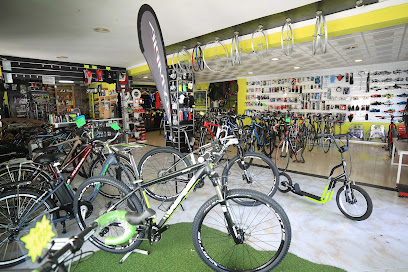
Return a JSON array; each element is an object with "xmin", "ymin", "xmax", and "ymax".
[{"xmin": 207, "ymin": 163, "xmax": 242, "ymax": 244}]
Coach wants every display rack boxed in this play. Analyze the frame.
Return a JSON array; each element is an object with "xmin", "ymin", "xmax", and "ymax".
[
  {"xmin": 165, "ymin": 68, "xmax": 195, "ymax": 153},
  {"xmin": 245, "ymin": 69, "xmax": 408, "ymax": 123}
]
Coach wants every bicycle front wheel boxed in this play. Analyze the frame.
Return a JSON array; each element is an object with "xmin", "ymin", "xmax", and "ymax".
[
  {"xmin": 137, "ymin": 147, "xmax": 191, "ymax": 202},
  {"xmin": 192, "ymin": 189, "xmax": 291, "ymax": 272},
  {"xmin": 275, "ymin": 139, "xmax": 290, "ymax": 172},
  {"xmin": 222, "ymin": 152, "xmax": 279, "ymax": 204},
  {"xmin": 336, "ymin": 184, "xmax": 373, "ymax": 221},
  {"xmin": 73, "ymin": 176, "xmax": 144, "ymax": 254},
  {"xmin": 0, "ymin": 189, "xmax": 56, "ymax": 268}
]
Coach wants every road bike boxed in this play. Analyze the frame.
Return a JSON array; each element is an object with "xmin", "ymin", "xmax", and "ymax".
[
  {"xmin": 74, "ymin": 134, "xmax": 291, "ymax": 272},
  {"xmin": 278, "ymin": 133, "xmax": 373, "ymax": 221}
]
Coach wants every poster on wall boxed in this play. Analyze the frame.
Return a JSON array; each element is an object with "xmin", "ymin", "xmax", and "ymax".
[
  {"xmin": 137, "ymin": 4, "xmax": 171, "ymax": 127},
  {"xmin": 4, "ymin": 73, "xmax": 13, "ymax": 83}
]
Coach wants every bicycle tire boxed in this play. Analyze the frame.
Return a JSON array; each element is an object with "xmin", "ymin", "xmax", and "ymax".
[
  {"xmin": 0, "ymin": 189, "xmax": 56, "ymax": 268},
  {"xmin": 0, "ymin": 164, "xmax": 53, "ymax": 192},
  {"xmin": 322, "ymin": 137, "xmax": 332, "ymax": 153},
  {"xmin": 192, "ymin": 44, "xmax": 204, "ymax": 72},
  {"xmin": 312, "ymin": 12, "xmax": 328, "ymax": 55},
  {"xmin": 137, "ymin": 147, "xmax": 191, "ymax": 202},
  {"xmin": 171, "ymin": 52, "xmax": 183, "ymax": 74},
  {"xmin": 251, "ymin": 25, "xmax": 268, "ymax": 59},
  {"xmin": 308, "ymin": 127, "xmax": 316, "ymax": 151},
  {"xmin": 275, "ymin": 139, "xmax": 290, "ymax": 172},
  {"xmin": 199, "ymin": 127, "xmax": 212, "ymax": 147},
  {"xmin": 203, "ymin": 39, "xmax": 229, "ymax": 72},
  {"xmin": 281, "ymin": 19, "xmax": 294, "ymax": 56},
  {"xmin": 73, "ymin": 176, "xmax": 144, "ymax": 254},
  {"xmin": 230, "ymin": 32, "xmax": 241, "ymax": 66},
  {"xmin": 177, "ymin": 47, "xmax": 192, "ymax": 73},
  {"xmin": 263, "ymin": 129, "xmax": 274, "ymax": 157},
  {"xmin": 222, "ymin": 152, "xmax": 279, "ymax": 205},
  {"xmin": 278, "ymin": 171, "xmax": 292, "ymax": 193},
  {"xmin": 192, "ymin": 189, "xmax": 291, "ymax": 272},
  {"xmin": 388, "ymin": 127, "xmax": 398, "ymax": 156},
  {"xmin": 245, "ymin": 129, "xmax": 256, "ymax": 153},
  {"xmin": 88, "ymin": 153, "xmax": 137, "ymax": 197},
  {"xmin": 336, "ymin": 184, "xmax": 373, "ymax": 221}
]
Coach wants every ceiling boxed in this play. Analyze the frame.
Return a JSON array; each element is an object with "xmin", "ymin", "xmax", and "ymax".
[
  {"xmin": 191, "ymin": 23, "xmax": 408, "ymax": 83},
  {"xmin": 0, "ymin": 0, "xmax": 320, "ymax": 68}
]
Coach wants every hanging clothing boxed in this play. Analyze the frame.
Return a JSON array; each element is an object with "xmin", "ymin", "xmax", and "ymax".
[{"xmin": 155, "ymin": 92, "xmax": 161, "ymax": 109}]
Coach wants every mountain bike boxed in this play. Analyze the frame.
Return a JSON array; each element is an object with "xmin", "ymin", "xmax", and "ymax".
[
  {"xmin": 278, "ymin": 133, "xmax": 373, "ymax": 221},
  {"xmin": 244, "ymin": 115, "xmax": 275, "ymax": 157},
  {"xmin": 74, "ymin": 135, "xmax": 291, "ymax": 272},
  {"xmin": 139, "ymin": 125, "xmax": 279, "ymax": 203}
]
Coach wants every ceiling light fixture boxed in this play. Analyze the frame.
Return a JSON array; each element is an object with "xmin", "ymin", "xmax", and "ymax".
[
  {"xmin": 294, "ymin": 66, "xmax": 300, "ymax": 69},
  {"xmin": 59, "ymin": 80, "xmax": 74, "ymax": 83},
  {"xmin": 56, "ymin": 56, "xmax": 68, "ymax": 59},
  {"xmin": 271, "ymin": 58, "xmax": 279, "ymax": 61},
  {"xmin": 355, "ymin": 59, "xmax": 363, "ymax": 62},
  {"xmin": 93, "ymin": 27, "xmax": 110, "ymax": 33},
  {"xmin": 248, "ymin": 72, "xmax": 253, "ymax": 74},
  {"xmin": 143, "ymin": 76, "xmax": 149, "ymax": 79}
]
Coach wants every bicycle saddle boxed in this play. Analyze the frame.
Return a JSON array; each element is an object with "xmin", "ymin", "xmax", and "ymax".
[
  {"xmin": 32, "ymin": 146, "xmax": 58, "ymax": 154},
  {"xmin": 34, "ymin": 153, "xmax": 65, "ymax": 165}
]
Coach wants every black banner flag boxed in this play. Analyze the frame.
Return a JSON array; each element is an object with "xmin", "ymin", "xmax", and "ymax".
[{"xmin": 137, "ymin": 4, "xmax": 171, "ymax": 126}]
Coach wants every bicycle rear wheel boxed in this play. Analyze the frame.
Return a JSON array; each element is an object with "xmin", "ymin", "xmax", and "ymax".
[
  {"xmin": 73, "ymin": 176, "xmax": 144, "ymax": 254},
  {"xmin": 137, "ymin": 147, "xmax": 191, "ymax": 201},
  {"xmin": 275, "ymin": 139, "xmax": 290, "ymax": 172},
  {"xmin": 336, "ymin": 184, "xmax": 372, "ymax": 221},
  {"xmin": 0, "ymin": 164, "xmax": 52, "ymax": 192},
  {"xmin": 0, "ymin": 189, "xmax": 56, "ymax": 268},
  {"xmin": 322, "ymin": 137, "xmax": 332, "ymax": 153},
  {"xmin": 222, "ymin": 152, "xmax": 279, "ymax": 205},
  {"xmin": 192, "ymin": 189, "xmax": 291, "ymax": 272},
  {"xmin": 307, "ymin": 127, "xmax": 316, "ymax": 151}
]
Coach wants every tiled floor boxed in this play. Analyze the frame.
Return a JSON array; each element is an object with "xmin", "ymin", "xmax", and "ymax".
[{"xmin": 9, "ymin": 131, "xmax": 408, "ymax": 272}]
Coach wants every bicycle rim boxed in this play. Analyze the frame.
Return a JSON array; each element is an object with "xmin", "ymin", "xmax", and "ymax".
[
  {"xmin": 192, "ymin": 189, "xmax": 291, "ymax": 271},
  {"xmin": 230, "ymin": 32, "xmax": 241, "ymax": 66},
  {"xmin": 0, "ymin": 190, "xmax": 55, "ymax": 268},
  {"xmin": 251, "ymin": 26, "xmax": 268, "ymax": 59},
  {"xmin": 203, "ymin": 39, "xmax": 228, "ymax": 72},
  {"xmin": 177, "ymin": 48, "xmax": 192, "ymax": 73},
  {"xmin": 281, "ymin": 20, "xmax": 294, "ymax": 56}
]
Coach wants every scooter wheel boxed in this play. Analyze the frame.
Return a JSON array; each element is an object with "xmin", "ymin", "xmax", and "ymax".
[{"xmin": 278, "ymin": 172, "xmax": 292, "ymax": 193}]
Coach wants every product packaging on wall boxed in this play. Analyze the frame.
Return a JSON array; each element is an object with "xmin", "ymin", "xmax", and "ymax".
[{"xmin": 245, "ymin": 61, "xmax": 408, "ymax": 123}]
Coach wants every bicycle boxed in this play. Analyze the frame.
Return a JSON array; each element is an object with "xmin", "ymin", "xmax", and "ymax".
[
  {"xmin": 74, "ymin": 135, "xmax": 291, "ymax": 272},
  {"xmin": 0, "ymin": 136, "xmax": 113, "ymax": 268},
  {"xmin": 244, "ymin": 115, "xmax": 275, "ymax": 157},
  {"xmin": 139, "ymin": 125, "xmax": 280, "ymax": 203},
  {"xmin": 278, "ymin": 133, "xmax": 373, "ymax": 221},
  {"xmin": 274, "ymin": 121, "xmax": 305, "ymax": 172}
]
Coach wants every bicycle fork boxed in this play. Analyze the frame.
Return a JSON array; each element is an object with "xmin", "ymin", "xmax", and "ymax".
[{"xmin": 207, "ymin": 164, "xmax": 243, "ymax": 244}]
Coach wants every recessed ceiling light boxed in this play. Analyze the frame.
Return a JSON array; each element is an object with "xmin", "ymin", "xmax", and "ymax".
[
  {"xmin": 143, "ymin": 76, "xmax": 149, "ymax": 79},
  {"xmin": 294, "ymin": 66, "xmax": 300, "ymax": 69},
  {"xmin": 355, "ymin": 59, "xmax": 363, "ymax": 62},
  {"xmin": 248, "ymin": 72, "xmax": 253, "ymax": 74},
  {"xmin": 271, "ymin": 58, "xmax": 279, "ymax": 61},
  {"xmin": 56, "ymin": 56, "xmax": 68, "ymax": 59},
  {"xmin": 93, "ymin": 27, "xmax": 110, "ymax": 33}
]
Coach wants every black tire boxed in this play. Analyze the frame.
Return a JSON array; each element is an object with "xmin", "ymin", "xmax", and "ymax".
[
  {"xmin": 137, "ymin": 147, "xmax": 191, "ymax": 202},
  {"xmin": 388, "ymin": 127, "xmax": 398, "ymax": 156},
  {"xmin": 73, "ymin": 176, "xmax": 145, "ymax": 254},
  {"xmin": 262, "ymin": 129, "xmax": 274, "ymax": 157},
  {"xmin": 221, "ymin": 152, "xmax": 279, "ymax": 205},
  {"xmin": 275, "ymin": 139, "xmax": 290, "ymax": 172},
  {"xmin": 278, "ymin": 171, "xmax": 293, "ymax": 193},
  {"xmin": 192, "ymin": 189, "xmax": 291, "ymax": 272},
  {"xmin": 322, "ymin": 137, "xmax": 332, "ymax": 153},
  {"xmin": 309, "ymin": 126, "xmax": 317, "ymax": 151},
  {"xmin": 88, "ymin": 153, "xmax": 137, "ymax": 197},
  {"xmin": 199, "ymin": 127, "xmax": 211, "ymax": 147},
  {"xmin": 245, "ymin": 128, "xmax": 255, "ymax": 153},
  {"xmin": 0, "ymin": 164, "xmax": 53, "ymax": 192},
  {"xmin": 0, "ymin": 189, "xmax": 56, "ymax": 268},
  {"xmin": 336, "ymin": 184, "xmax": 373, "ymax": 221}
]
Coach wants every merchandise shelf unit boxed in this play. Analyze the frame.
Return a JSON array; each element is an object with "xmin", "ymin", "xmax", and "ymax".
[{"xmin": 165, "ymin": 68, "xmax": 195, "ymax": 153}]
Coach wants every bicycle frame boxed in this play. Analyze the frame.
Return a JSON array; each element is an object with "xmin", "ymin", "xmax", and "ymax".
[{"xmin": 109, "ymin": 137, "xmax": 240, "ymax": 233}]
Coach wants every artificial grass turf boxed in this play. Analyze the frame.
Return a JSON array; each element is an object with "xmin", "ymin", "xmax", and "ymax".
[{"xmin": 74, "ymin": 222, "xmax": 345, "ymax": 272}]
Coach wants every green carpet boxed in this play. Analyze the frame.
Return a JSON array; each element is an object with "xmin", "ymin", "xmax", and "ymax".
[{"xmin": 74, "ymin": 222, "xmax": 345, "ymax": 272}]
